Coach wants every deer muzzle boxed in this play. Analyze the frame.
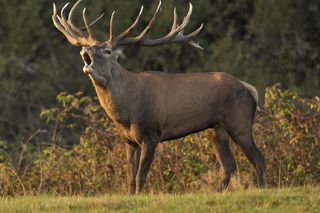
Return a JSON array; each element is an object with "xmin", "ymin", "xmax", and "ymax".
[{"xmin": 80, "ymin": 47, "xmax": 94, "ymax": 74}]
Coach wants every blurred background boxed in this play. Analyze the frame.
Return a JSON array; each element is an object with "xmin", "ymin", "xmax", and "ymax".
[
  {"xmin": 0, "ymin": 0, "xmax": 319, "ymax": 195},
  {"xmin": 0, "ymin": 0, "xmax": 319, "ymax": 147}
]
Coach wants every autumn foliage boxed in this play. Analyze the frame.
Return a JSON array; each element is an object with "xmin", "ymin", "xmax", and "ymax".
[{"xmin": 0, "ymin": 84, "xmax": 319, "ymax": 196}]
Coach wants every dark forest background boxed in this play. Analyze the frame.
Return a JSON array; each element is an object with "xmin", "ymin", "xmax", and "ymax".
[
  {"xmin": 0, "ymin": 0, "xmax": 320, "ymax": 195},
  {"xmin": 1, "ymin": 0, "xmax": 320, "ymax": 145}
]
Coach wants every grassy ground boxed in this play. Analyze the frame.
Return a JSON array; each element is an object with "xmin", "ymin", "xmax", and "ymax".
[{"xmin": 1, "ymin": 186, "xmax": 320, "ymax": 213}]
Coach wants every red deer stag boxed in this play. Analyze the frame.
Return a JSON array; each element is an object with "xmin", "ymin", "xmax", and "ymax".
[{"xmin": 52, "ymin": 0, "xmax": 265, "ymax": 194}]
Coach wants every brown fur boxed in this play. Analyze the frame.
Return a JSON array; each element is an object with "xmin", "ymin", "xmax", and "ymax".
[{"xmin": 79, "ymin": 46, "xmax": 265, "ymax": 193}]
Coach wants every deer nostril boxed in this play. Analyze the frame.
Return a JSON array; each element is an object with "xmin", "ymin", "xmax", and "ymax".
[{"xmin": 82, "ymin": 52, "xmax": 92, "ymax": 66}]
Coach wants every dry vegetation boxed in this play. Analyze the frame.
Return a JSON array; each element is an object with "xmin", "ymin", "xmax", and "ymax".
[{"xmin": 0, "ymin": 84, "xmax": 319, "ymax": 196}]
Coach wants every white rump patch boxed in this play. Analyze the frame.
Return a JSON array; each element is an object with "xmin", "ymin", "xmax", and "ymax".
[{"xmin": 240, "ymin": 81, "xmax": 259, "ymax": 104}]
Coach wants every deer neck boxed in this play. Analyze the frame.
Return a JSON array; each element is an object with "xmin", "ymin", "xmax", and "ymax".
[{"xmin": 90, "ymin": 61, "xmax": 139, "ymax": 127}]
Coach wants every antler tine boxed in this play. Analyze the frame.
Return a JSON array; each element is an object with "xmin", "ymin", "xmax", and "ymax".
[
  {"xmin": 170, "ymin": 8, "xmax": 178, "ymax": 32},
  {"xmin": 53, "ymin": 3, "xmax": 65, "ymax": 32},
  {"xmin": 67, "ymin": 0, "xmax": 84, "ymax": 36},
  {"xmin": 113, "ymin": 5, "xmax": 144, "ymax": 43},
  {"xmin": 59, "ymin": 2, "xmax": 70, "ymax": 28},
  {"xmin": 78, "ymin": 13, "xmax": 105, "ymax": 31},
  {"xmin": 159, "ymin": 4, "xmax": 192, "ymax": 42},
  {"xmin": 140, "ymin": 22, "xmax": 204, "ymax": 49},
  {"xmin": 117, "ymin": 2, "xmax": 203, "ymax": 49},
  {"xmin": 52, "ymin": 3, "xmax": 81, "ymax": 46},
  {"xmin": 82, "ymin": 8, "xmax": 94, "ymax": 39},
  {"xmin": 136, "ymin": 1, "xmax": 162, "ymax": 41},
  {"xmin": 121, "ymin": 0, "xmax": 162, "ymax": 44},
  {"xmin": 187, "ymin": 40, "xmax": 204, "ymax": 50},
  {"xmin": 178, "ymin": 3, "xmax": 193, "ymax": 30},
  {"xmin": 107, "ymin": 11, "xmax": 116, "ymax": 43},
  {"xmin": 170, "ymin": 23, "xmax": 204, "ymax": 49},
  {"xmin": 68, "ymin": 0, "xmax": 105, "ymax": 33},
  {"xmin": 186, "ymin": 23, "xmax": 204, "ymax": 38},
  {"xmin": 59, "ymin": 2, "xmax": 82, "ymax": 39},
  {"xmin": 52, "ymin": 1, "xmax": 100, "ymax": 46},
  {"xmin": 68, "ymin": 0, "xmax": 81, "ymax": 21},
  {"xmin": 88, "ymin": 13, "xmax": 105, "ymax": 28}
]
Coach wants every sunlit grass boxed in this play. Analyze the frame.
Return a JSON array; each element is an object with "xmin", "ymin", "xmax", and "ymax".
[{"xmin": 1, "ymin": 186, "xmax": 320, "ymax": 213}]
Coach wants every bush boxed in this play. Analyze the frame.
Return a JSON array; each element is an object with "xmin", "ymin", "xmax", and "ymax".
[
  {"xmin": 0, "ymin": 84, "xmax": 319, "ymax": 196},
  {"xmin": 254, "ymin": 84, "xmax": 320, "ymax": 186}
]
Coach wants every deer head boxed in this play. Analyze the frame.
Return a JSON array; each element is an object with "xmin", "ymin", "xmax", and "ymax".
[{"xmin": 52, "ymin": 0, "xmax": 203, "ymax": 85}]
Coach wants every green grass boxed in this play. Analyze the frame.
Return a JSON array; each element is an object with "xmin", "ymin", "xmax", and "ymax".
[{"xmin": 1, "ymin": 187, "xmax": 320, "ymax": 213}]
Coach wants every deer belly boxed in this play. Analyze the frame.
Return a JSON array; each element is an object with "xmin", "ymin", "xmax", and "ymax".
[{"xmin": 160, "ymin": 110, "xmax": 214, "ymax": 141}]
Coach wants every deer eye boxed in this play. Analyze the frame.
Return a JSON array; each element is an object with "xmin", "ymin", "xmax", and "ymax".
[{"xmin": 103, "ymin": 49, "xmax": 112, "ymax": 55}]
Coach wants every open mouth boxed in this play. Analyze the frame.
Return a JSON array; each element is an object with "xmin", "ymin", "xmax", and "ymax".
[
  {"xmin": 82, "ymin": 52, "xmax": 92, "ymax": 66},
  {"xmin": 81, "ymin": 51, "xmax": 94, "ymax": 74}
]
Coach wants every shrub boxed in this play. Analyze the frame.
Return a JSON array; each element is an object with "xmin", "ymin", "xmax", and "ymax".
[{"xmin": 0, "ymin": 84, "xmax": 319, "ymax": 196}]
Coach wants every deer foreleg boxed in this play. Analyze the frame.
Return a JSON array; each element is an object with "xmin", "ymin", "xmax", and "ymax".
[
  {"xmin": 125, "ymin": 142, "xmax": 140, "ymax": 194},
  {"xmin": 136, "ymin": 141, "xmax": 157, "ymax": 193}
]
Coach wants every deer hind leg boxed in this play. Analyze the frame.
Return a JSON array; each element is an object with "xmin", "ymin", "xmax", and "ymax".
[
  {"xmin": 225, "ymin": 124, "xmax": 265, "ymax": 188},
  {"xmin": 208, "ymin": 127, "xmax": 237, "ymax": 192},
  {"xmin": 235, "ymin": 133, "xmax": 265, "ymax": 188}
]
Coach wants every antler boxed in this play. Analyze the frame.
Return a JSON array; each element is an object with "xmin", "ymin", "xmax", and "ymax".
[
  {"xmin": 52, "ymin": 0, "xmax": 203, "ymax": 49},
  {"xmin": 52, "ymin": 0, "xmax": 104, "ymax": 46},
  {"xmin": 114, "ymin": 1, "xmax": 203, "ymax": 49}
]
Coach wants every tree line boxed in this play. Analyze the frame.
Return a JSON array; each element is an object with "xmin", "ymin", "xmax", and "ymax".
[{"xmin": 0, "ymin": 0, "xmax": 319, "ymax": 159}]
